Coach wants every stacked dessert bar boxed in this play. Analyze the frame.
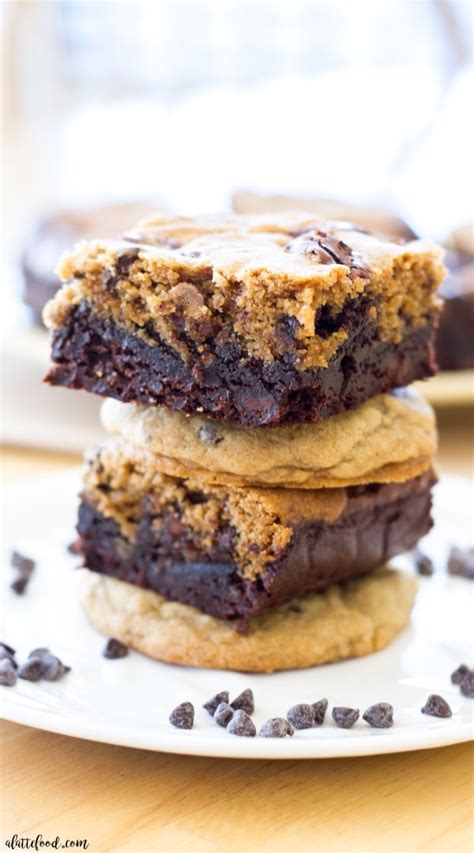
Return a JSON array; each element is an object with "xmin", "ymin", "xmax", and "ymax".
[{"xmin": 44, "ymin": 212, "xmax": 444, "ymax": 672}]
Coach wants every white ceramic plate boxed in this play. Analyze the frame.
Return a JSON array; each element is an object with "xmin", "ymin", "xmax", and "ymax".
[{"xmin": 1, "ymin": 469, "xmax": 473, "ymax": 759}]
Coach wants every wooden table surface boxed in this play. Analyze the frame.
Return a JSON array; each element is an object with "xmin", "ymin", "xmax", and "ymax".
[{"xmin": 1, "ymin": 405, "xmax": 473, "ymax": 853}]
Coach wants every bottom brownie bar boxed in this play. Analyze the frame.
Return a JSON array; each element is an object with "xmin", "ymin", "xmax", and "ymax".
[{"xmin": 77, "ymin": 442, "xmax": 435, "ymax": 628}]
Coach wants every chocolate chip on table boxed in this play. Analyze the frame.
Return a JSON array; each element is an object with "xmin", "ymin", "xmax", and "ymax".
[
  {"xmin": 17, "ymin": 656, "xmax": 43, "ymax": 682},
  {"xmin": 103, "ymin": 638, "xmax": 129, "ymax": 659},
  {"xmin": 169, "ymin": 701, "xmax": 194, "ymax": 729},
  {"xmin": 421, "ymin": 694, "xmax": 452, "ymax": 718},
  {"xmin": 259, "ymin": 718, "xmax": 294, "ymax": 738},
  {"xmin": 332, "ymin": 707, "xmax": 360, "ymax": 729},
  {"xmin": 230, "ymin": 688, "xmax": 254, "ymax": 715},
  {"xmin": 451, "ymin": 664, "xmax": 471, "ymax": 685},
  {"xmin": 11, "ymin": 551, "xmax": 36, "ymax": 574},
  {"xmin": 214, "ymin": 702, "xmax": 234, "ymax": 727},
  {"xmin": 10, "ymin": 575, "xmax": 30, "ymax": 595},
  {"xmin": 226, "ymin": 710, "xmax": 256, "ymax": 737},
  {"xmin": 413, "ymin": 547, "xmax": 434, "ymax": 576},
  {"xmin": 0, "ymin": 659, "xmax": 17, "ymax": 686},
  {"xmin": 460, "ymin": 671, "xmax": 474, "ymax": 698},
  {"xmin": 362, "ymin": 702, "xmax": 394, "ymax": 728},
  {"xmin": 312, "ymin": 698, "xmax": 328, "ymax": 726},
  {"xmin": 447, "ymin": 546, "xmax": 474, "ymax": 579},
  {"xmin": 287, "ymin": 703, "xmax": 315, "ymax": 730},
  {"xmin": 203, "ymin": 690, "xmax": 229, "ymax": 716}
]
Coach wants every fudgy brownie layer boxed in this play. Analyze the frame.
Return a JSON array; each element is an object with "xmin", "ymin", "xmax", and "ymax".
[
  {"xmin": 47, "ymin": 301, "xmax": 437, "ymax": 426},
  {"xmin": 77, "ymin": 473, "xmax": 434, "ymax": 627}
]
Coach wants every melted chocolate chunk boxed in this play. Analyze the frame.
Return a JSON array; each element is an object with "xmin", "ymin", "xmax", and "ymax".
[
  {"xmin": 286, "ymin": 228, "xmax": 369, "ymax": 280},
  {"xmin": 116, "ymin": 248, "xmax": 140, "ymax": 275}
]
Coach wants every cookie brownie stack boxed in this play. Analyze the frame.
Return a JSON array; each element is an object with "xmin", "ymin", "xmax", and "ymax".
[{"xmin": 44, "ymin": 212, "xmax": 444, "ymax": 672}]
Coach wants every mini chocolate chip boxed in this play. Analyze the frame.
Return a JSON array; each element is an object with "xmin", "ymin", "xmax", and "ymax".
[
  {"xmin": 451, "ymin": 664, "xmax": 471, "ymax": 685},
  {"xmin": 169, "ymin": 701, "xmax": 194, "ymax": 729},
  {"xmin": 447, "ymin": 546, "xmax": 474, "ymax": 579},
  {"xmin": 287, "ymin": 703, "xmax": 315, "ymax": 730},
  {"xmin": 421, "ymin": 694, "xmax": 452, "ymax": 717},
  {"xmin": 203, "ymin": 690, "xmax": 229, "ymax": 716},
  {"xmin": 312, "ymin": 698, "xmax": 328, "ymax": 726},
  {"xmin": 332, "ymin": 707, "xmax": 360, "ymax": 728},
  {"xmin": 0, "ymin": 646, "xmax": 17, "ymax": 668},
  {"xmin": 11, "ymin": 551, "xmax": 35, "ymax": 574},
  {"xmin": 0, "ymin": 642, "xmax": 16, "ymax": 657},
  {"xmin": 230, "ymin": 688, "xmax": 254, "ymax": 715},
  {"xmin": 115, "ymin": 248, "xmax": 140, "ymax": 275},
  {"xmin": 214, "ymin": 702, "xmax": 234, "ymax": 727},
  {"xmin": 0, "ymin": 659, "xmax": 17, "ymax": 686},
  {"xmin": 18, "ymin": 656, "xmax": 43, "ymax": 682},
  {"xmin": 40, "ymin": 653, "xmax": 70, "ymax": 682},
  {"xmin": 259, "ymin": 718, "xmax": 293, "ymax": 738},
  {"xmin": 197, "ymin": 422, "xmax": 224, "ymax": 445},
  {"xmin": 362, "ymin": 702, "xmax": 394, "ymax": 728},
  {"xmin": 413, "ymin": 547, "xmax": 434, "ymax": 576},
  {"xmin": 11, "ymin": 575, "xmax": 30, "ymax": 595},
  {"xmin": 103, "ymin": 638, "xmax": 129, "ymax": 659},
  {"xmin": 226, "ymin": 709, "xmax": 256, "ymax": 737},
  {"xmin": 460, "ymin": 671, "xmax": 474, "ymax": 698}
]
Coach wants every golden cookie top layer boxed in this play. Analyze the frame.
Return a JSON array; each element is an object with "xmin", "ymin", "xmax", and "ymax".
[
  {"xmin": 101, "ymin": 387, "xmax": 437, "ymax": 489},
  {"xmin": 45, "ymin": 210, "xmax": 444, "ymax": 369}
]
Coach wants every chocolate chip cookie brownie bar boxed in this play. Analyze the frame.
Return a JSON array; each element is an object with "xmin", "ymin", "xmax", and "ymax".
[
  {"xmin": 44, "ymin": 211, "xmax": 444, "ymax": 427},
  {"xmin": 76, "ymin": 436, "xmax": 435, "ymax": 627}
]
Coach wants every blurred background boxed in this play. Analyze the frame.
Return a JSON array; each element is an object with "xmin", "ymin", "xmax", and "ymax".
[{"xmin": 1, "ymin": 0, "xmax": 473, "ymax": 462}]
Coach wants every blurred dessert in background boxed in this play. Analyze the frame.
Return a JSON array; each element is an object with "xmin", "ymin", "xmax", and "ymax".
[
  {"xmin": 21, "ymin": 201, "xmax": 159, "ymax": 323},
  {"xmin": 233, "ymin": 192, "xmax": 474, "ymax": 373}
]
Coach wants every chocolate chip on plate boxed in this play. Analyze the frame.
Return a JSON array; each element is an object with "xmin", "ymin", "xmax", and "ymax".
[
  {"xmin": 0, "ymin": 642, "xmax": 16, "ymax": 657},
  {"xmin": 451, "ymin": 664, "xmax": 471, "ymax": 685},
  {"xmin": 413, "ymin": 547, "xmax": 434, "ymax": 576},
  {"xmin": 0, "ymin": 644, "xmax": 17, "ymax": 667},
  {"xmin": 259, "ymin": 718, "xmax": 293, "ymax": 738},
  {"xmin": 447, "ymin": 546, "xmax": 474, "ymax": 579},
  {"xmin": 0, "ymin": 658, "xmax": 17, "ymax": 686},
  {"xmin": 36, "ymin": 652, "xmax": 70, "ymax": 682},
  {"xmin": 203, "ymin": 690, "xmax": 229, "ymax": 716},
  {"xmin": 287, "ymin": 703, "xmax": 315, "ymax": 729},
  {"xmin": 11, "ymin": 551, "xmax": 36, "ymax": 574},
  {"xmin": 362, "ymin": 702, "xmax": 394, "ymax": 728},
  {"xmin": 332, "ymin": 707, "xmax": 360, "ymax": 729},
  {"xmin": 169, "ymin": 701, "xmax": 194, "ymax": 729},
  {"xmin": 10, "ymin": 575, "xmax": 30, "ymax": 595},
  {"xmin": 312, "ymin": 698, "xmax": 328, "ymax": 726},
  {"xmin": 230, "ymin": 688, "xmax": 254, "ymax": 715},
  {"xmin": 17, "ymin": 656, "xmax": 43, "ymax": 682},
  {"xmin": 214, "ymin": 702, "xmax": 234, "ymax": 727},
  {"xmin": 103, "ymin": 638, "xmax": 129, "ymax": 659},
  {"xmin": 226, "ymin": 710, "xmax": 256, "ymax": 737},
  {"xmin": 421, "ymin": 694, "xmax": 452, "ymax": 718},
  {"xmin": 460, "ymin": 671, "xmax": 474, "ymax": 698}
]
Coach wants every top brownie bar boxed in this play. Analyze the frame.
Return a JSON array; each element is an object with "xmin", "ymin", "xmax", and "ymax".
[{"xmin": 44, "ymin": 211, "xmax": 444, "ymax": 427}]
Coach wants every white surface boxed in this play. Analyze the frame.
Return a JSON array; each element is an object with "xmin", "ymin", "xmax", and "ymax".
[{"xmin": 1, "ymin": 469, "xmax": 473, "ymax": 759}]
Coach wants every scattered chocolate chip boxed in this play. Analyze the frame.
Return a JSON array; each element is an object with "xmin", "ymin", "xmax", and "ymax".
[
  {"xmin": 447, "ymin": 546, "xmax": 474, "ymax": 579},
  {"xmin": 451, "ymin": 664, "xmax": 471, "ymax": 685},
  {"xmin": 38, "ymin": 653, "xmax": 70, "ymax": 682},
  {"xmin": 0, "ymin": 659, "xmax": 17, "ymax": 686},
  {"xmin": 259, "ymin": 718, "xmax": 293, "ymax": 738},
  {"xmin": 10, "ymin": 575, "xmax": 30, "ymax": 595},
  {"xmin": 226, "ymin": 709, "xmax": 256, "ymax": 737},
  {"xmin": 312, "ymin": 698, "xmax": 328, "ymax": 726},
  {"xmin": 17, "ymin": 656, "xmax": 43, "ymax": 682},
  {"xmin": 0, "ymin": 642, "xmax": 16, "ymax": 657},
  {"xmin": 0, "ymin": 646, "xmax": 17, "ymax": 668},
  {"xmin": 362, "ymin": 702, "xmax": 394, "ymax": 728},
  {"xmin": 287, "ymin": 703, "xmax": 315, "ymax": 730},
  {"xmin": 103, "ymin": 638, "xmax": 129, "ymax": 659},
  {"xmin": 413, "ymin": 547, "xmax": 434, "ymax": 576},
  {"xmin": 421, "ymin": 694, "xmax": 452, "ymax": 718},
  {"xmin": 197, "ymin": 422, "xmax": 224, "ymax": 445},
  {"xmin": 11, "ymin": 551, "xmax": 36, "ymax": 574},
  {"xmin": 203, "ymin": 690, "xmax": 229, "ymax": 716},
  {"xmin": 214, "ymin": 702, "xmax": 234, "ymax": 727},
  {"xmin": 230, "ymin": 688, "xmax": 254, "ymax": 715},
  {"xmin": 460, "ymin": 671, "xmax": 474, "ymax": 698},
  {"xmin": 332, "ymin": 707, "xmax": 360, "ymax": 729},
  {"xmin": 169, "ymin": 701, "xmax": 194, "ymax": 729},
  {"xmin": 115, "ymin": 248, "xmax": 140, "ymax": 276}
]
